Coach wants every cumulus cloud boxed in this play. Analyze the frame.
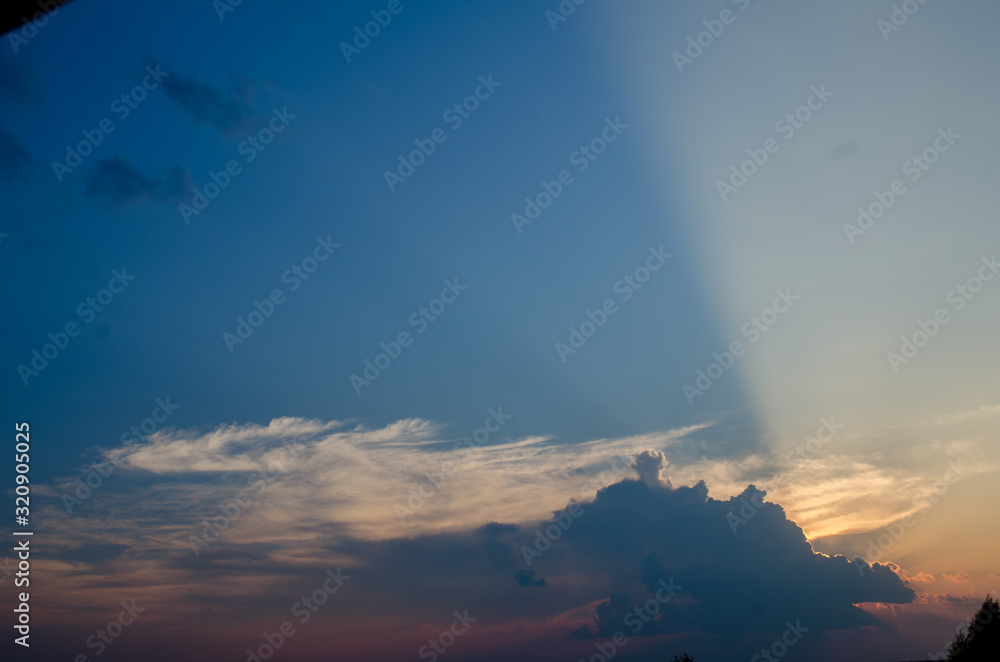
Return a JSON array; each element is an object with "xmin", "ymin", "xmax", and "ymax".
[
  {"xmin": 559, "ymin": 480, "xmax": 914, "ymax": 639},
  {"xmin": 631, "ymin": 449, "xmax": 669, "ymax": 487},
  {"xmin": 84, "ymin": 156, "xmax": 190, "ymax": 207}
]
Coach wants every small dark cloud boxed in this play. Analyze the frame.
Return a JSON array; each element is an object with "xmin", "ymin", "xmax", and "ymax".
[
  {"xmin": 161, "ymin": 70, "xmax": 254, "ymax": 136},
  {"xmin": 0, "ymin": 123, "xmax": 30, "ymax": 180},
  {"xmin": 84, "ymin": 156, "xmax": 190, "ymax": 208},
  {"xmin": 515, "ymin": 570, "xmax": 546, "ymax": 587}
]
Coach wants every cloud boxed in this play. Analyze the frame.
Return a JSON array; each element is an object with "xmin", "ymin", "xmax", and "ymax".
[
  {"xmin": 0, "ymin": 124, "xmax": 30, "ymax": 180},
  {"xmin": 631, "ymin": 449, "xmax": 669, "ymax": 487},
  {"xmin": 903, "ymin": 571, "xmax": 936, "ymax": 583},
  {"xmin": 663, "ymin": 409, "xmax": 997, "ymax": 542},
  {"xmin": 161, "ymin": 70, "xmax": 254, "ymax": 136},
  {"xmin": 84, "ymin": 156, "xmax": 190, "ymax": 207},
  {"xmin": 88, "ymin": 415, "xmax": 702, "ymax": 541},
  {"xmin": 555, "ymin": 480, "xmax": 914, "ymax": 640},
  {"xmin": 916, "ymin": 404, "xmax": 1000, "ymax": 428},
  {"xmin": 119, "ymin": 416, "xmax": 345, "ymax": 473},
  {"xmin": 515, "ymin": 570, "xmax": 546, "ymax": 587},
  {"xmin": 33, "ymin": 415, "xmax": 920, "ymax": 662}
]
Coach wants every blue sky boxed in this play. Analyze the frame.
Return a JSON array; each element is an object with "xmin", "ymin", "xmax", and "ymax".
[
  {"xmin": 2, "ymin": 1, "xmax": 999, "ymax": 660},
  {"xmin": 2, "ymin": 0, "xmax": 758, "ymax": 481}
]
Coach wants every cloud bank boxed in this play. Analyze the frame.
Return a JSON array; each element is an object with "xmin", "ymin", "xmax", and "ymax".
[{"xmin": 24, "ymin": 415, "xmax": 927, "ymax": 661}]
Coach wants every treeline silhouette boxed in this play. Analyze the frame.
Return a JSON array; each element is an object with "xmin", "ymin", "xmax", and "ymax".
[
  {"xmin": 656, "ymin": 596, "xmax": 998, "ymax": 661},
  {"xmin": 947, "ymin": 595, "xmax": 1000, "ymax": 661}
]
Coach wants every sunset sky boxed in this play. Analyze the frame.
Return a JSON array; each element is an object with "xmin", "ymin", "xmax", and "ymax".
[{"xmin": 2, "ymin": 0, "xmax": 998, "ymax": 660}]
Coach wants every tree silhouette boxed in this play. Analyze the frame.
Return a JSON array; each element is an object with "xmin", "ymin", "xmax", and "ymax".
[
  {"xmin": 670, "ymin": 655, "xmax": 694, "ymax": 662},
  {"xmin": 947, "ymin": 595, "xmax": 1000, "ymax": 661}
]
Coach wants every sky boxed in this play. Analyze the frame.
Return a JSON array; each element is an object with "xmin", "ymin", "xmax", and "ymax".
[{"xmin": 1, "ymin": 0, "xmax": 999, "ymax": 660}]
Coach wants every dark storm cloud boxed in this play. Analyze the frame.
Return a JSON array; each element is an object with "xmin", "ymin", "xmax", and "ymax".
[
  {"xmin": 168, "ymin": 474, "xmax": 913, "ymax": 646},
  {"xmin": 160, "ymin": 70, "xmax": 254, "ymax": 136},
  {"xmin": 84, "ymin": 156, "xmax": 190, "ymax": 207},
  {"xmin": 553, "ymin": 480, "xmax": 914, "ymax": 638}
]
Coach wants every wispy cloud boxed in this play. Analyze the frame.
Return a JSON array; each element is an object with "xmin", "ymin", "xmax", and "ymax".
[
  {"xmin": 84, "ymin": 156, "xmax": 190, "ymax": 207},
  {"xmin": 161, "ymin": 70, "xmax": 254, "ymax": 136}
]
